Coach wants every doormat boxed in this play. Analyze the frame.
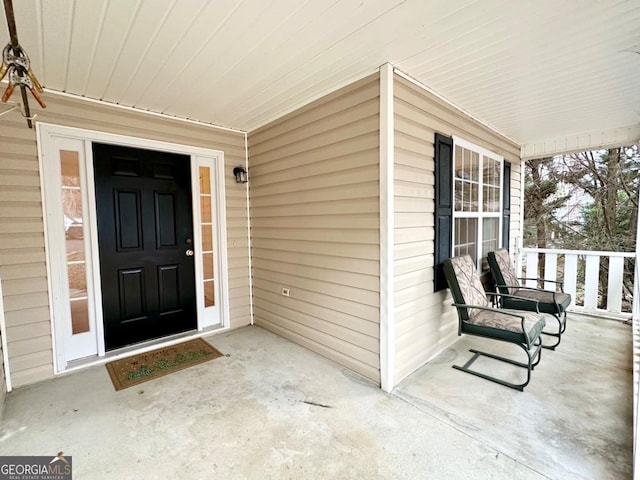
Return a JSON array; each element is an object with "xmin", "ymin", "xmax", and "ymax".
[{"xmin": 105, "ymin": 338, "xmax": 223, "ymax": 391}]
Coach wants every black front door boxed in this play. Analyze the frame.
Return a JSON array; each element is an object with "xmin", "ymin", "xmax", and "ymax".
[{"xmin": 93, "ymin": 143, "xmax": 196, "ymax": 350}]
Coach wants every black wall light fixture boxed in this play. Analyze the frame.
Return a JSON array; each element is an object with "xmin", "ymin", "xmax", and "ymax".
[{"xmin": 233, "ymin": 166, "xmax": 248, "ymax": 184}]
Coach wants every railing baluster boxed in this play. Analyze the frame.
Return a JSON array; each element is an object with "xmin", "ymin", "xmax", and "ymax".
[
  {"xmin": 584, "ymin": 255, "xmax": 600, "ymax": 310},
  {"xmin": 564, "ymin": 254, "xmax": 578, "ymax": 309},
  {"xmin": 544, "ymin": 253, "xmax": 558, "ymax": 291},
  {"xmin": 607, "ymin": 256, "xmax": 624, "ymax": 313},
  {"xmin": 525, "ymin": 252, "xmax": 538, "ymax": 288}
]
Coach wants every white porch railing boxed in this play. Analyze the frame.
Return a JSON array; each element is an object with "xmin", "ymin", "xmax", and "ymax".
[
  {"xmin": 518, "ymin": 248, "xmax": 637, "ymax": 319},
  {"xmin": 519, "ymin": 246, "xmax": 640, "ymax": 480}
]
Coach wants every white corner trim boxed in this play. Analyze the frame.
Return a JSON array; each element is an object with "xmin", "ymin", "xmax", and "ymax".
[
  {"xmin": 0, "ymin": 273, "xmax": 12, "ymax": 392},
  {"xmin": 379, "ymin": 63, "xmax": 395, "ymax": 393},
  {"xmin": 244, "ymin": 132, "xmax": 255, "ymax": 325}
]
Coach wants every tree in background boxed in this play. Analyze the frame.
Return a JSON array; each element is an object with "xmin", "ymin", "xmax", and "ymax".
[
  {"xmin": 560, "ymin": 146, "xmax": 639, "ymax": 253},
  {"xmin": 524, "ymin": 145, "xmax": 639, "ymax": 307},
  {"xmin": 561, "ymin": 146, "xmax": 639, "ymax": 306},
  {"xmin": 523, "ymin": 156, "xmax": 570, "ymax": 278}
]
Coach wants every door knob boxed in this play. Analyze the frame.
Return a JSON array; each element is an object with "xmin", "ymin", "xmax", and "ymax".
[{"xmin": 186, "ymin": 249, "xmax": 194, "ymax": 257}]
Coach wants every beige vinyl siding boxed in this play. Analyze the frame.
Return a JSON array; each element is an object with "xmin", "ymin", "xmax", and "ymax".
[
  {"xmin": 0, "ymin": 120, "xmax": 51, "ymax": 388},
  {"xmin": 248, "ymin": 74, "xmax": 381, "ymax": 383},
  {"xmin": 0, "ymin": 93, "xmax": 250, "ymax": 388},
  {"xmin": 0, "ymin": 333, "xmax": 5, "ymax": 419},
  {"xmin": 393, "ymin": 73, "xmax": 521, "ymax": 383}
]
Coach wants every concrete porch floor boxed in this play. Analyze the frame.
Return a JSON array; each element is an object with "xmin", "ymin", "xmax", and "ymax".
[{"xmin": 0, "ymin": 314, "xmax": 632, "ymax": 479}]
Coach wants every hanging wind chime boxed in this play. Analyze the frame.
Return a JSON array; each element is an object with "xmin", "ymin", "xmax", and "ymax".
[{"xmin": 1, "ymin": 0, "xmax": 45, "ymax": 128}]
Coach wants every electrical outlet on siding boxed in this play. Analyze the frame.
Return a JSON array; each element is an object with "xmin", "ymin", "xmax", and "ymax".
[{"xmin": 281, "ymin": 288, "xmax": 290, "ymax": 297}]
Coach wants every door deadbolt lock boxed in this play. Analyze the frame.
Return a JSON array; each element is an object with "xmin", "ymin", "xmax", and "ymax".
[{"xmin": 186, "ymin": 249, "xmax": 194, "ymax": 256}]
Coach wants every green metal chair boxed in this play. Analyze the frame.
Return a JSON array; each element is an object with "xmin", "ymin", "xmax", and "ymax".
[
  {"xmin": 487, "ymin": 249, "xmax": 571, "ymax": 349},
  {"xmin": 443, "ymin": 255, "xmax": 547, "ymax": 391}
]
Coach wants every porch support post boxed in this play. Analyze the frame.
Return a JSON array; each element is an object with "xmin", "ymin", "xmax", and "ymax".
[
  {"xmin": 379, "ymin": 63, "xmax": 395, "ymax": 392},
  {"xmin": 632, "ymin": 187, "xmax": 639, "ymax": 448},
  {"xmin": 633, "ymin": 187, "xmax": 640, "ymax": 322}
]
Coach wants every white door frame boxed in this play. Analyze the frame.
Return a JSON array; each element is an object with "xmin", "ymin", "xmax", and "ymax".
[{"xmin": 37, "ymin": 123, "xmax": 230, "ymax": 373}]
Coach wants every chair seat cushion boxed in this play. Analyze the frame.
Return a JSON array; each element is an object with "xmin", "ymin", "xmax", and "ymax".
[
  {"xmin": 464, "ymin": 309, "xmax": 547, "ymax": 344},
  {"xmin": 504, "ymin": 289, "xmax": 572, "ymax": 314}
]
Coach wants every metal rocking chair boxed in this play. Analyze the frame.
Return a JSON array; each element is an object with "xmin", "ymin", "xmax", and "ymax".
[
  {"xmin": 487, "ymin": 249, "xmax": 571, "ymax": 350},
  {"xmin": 443, "ymin": 255, "xmax": 547, "ymax": 391}
]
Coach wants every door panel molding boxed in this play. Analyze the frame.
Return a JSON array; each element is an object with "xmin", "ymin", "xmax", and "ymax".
[
  {"xmin": 119, "ymin": 268, "xmax": 147, "ymax": 322},
  {"xmin": 114, "ymin": 189, "xmax": 143, "ymax": 251},
  {"xmin": 158, "ymin": 264, "xmax": 181, "ymax": 315},
  {"xmin": 37, "ymin": 123, "xmax": 228, "ymax": 373}
]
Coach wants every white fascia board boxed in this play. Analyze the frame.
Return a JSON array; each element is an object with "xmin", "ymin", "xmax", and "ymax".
[{"xmin": 522, "ymin": 125, "xmax": 640, "ymax": 159}]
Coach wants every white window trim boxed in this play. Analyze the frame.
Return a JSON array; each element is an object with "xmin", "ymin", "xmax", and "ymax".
[{"xmin": 451, "ymin": 136, "xmax": 504, "ymax": 268}]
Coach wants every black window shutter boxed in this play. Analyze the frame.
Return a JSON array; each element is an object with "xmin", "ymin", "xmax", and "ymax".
[
  {"xmin": 434, "ymin": 133, "xmax": 454, "ymax": 292},
  {"xmin": 502, "ymin": 161, "xmax": 511, "ymax": 250}
]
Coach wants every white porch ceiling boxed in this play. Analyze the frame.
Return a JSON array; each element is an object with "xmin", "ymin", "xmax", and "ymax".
[{"xmin": 2, "ymin": 0, "xmax": 639, "ymax": 154}]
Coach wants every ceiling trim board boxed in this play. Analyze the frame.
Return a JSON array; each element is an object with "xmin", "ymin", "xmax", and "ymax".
[
  {"xmin": 521, "ymin": 124, "xmax": 640, "ymax": 159},
  {"xmin": 393, "ymin": 68, "xmax": 520, "ymax": 149},
  {"xmin": 38, "ymin": 87, "xmax": 247, "ymax": 135}
]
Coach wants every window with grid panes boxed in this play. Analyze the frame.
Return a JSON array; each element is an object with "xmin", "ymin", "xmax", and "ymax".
[{"xmin": 452, "ymin": 139, "xmax": 503, "ymax": 269}]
